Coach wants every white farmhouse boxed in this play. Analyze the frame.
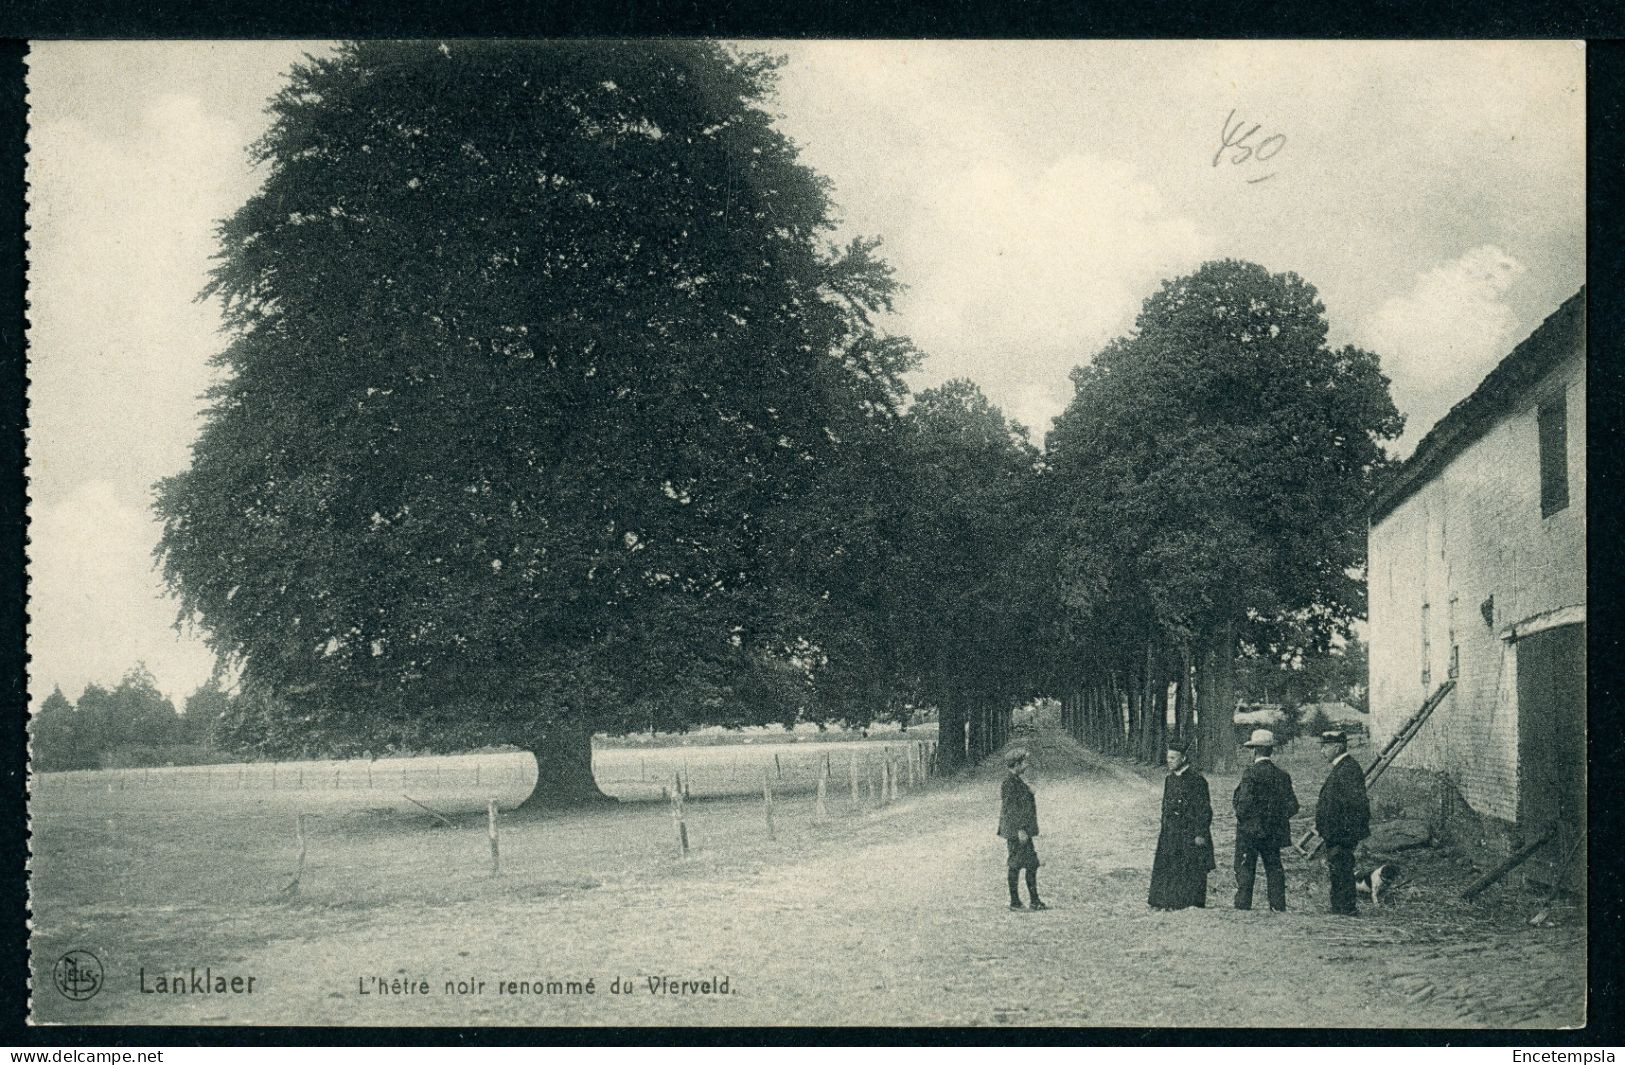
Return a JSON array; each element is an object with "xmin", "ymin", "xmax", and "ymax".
[{"xmin": 1367, "ymin": 289, "xmax": 1584, "ymax": 886}]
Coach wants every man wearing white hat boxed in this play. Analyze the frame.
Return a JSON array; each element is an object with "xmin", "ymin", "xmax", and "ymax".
[{"xmin": 1231, "ymin": 728, "xmax": 1300, "ymax": 911}]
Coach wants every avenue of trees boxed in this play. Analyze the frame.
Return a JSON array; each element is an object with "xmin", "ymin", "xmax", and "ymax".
[
  {"xmin": 153, "ymin": 41, "xmax": 1404, "ymax": 801},
  {"xmin": 1044, "ymin": 263, "xmax": 1402, "ymax": 769}
]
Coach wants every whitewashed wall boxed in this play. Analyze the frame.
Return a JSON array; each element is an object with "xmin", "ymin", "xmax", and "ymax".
[{"xmin": 1368, "ymin": 345, "xmax": 1585, "ymax": 824}]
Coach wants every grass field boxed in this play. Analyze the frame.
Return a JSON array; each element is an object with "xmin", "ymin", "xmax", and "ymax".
[{"xmin": 28, "ymin": 732, "xmax": 945, "ymax": 1024}]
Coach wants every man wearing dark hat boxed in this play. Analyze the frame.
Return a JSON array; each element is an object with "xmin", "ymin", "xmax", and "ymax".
[
  {"xmin": 1148, "ymin": 736, "xmax": 1215, "ymax": 910},
  {"xmin": 997, "ymin": 748, "xmax": 1047, "ymax": 910},
  {"xmin": 1232, "ymin": 728, "xmax": 1300, "ymax": 911},
  {"xmin": 1316, "ymin": 730, "xmax": 1371, "ymax": 916}
]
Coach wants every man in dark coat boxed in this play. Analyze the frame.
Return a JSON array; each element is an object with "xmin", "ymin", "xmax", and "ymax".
[
  {"xmin": 1148, "ymin": 736, "xmax": 1215, "ymax": 910},
  {"xmin": 997, "ymin": 749, "xmax": 1046, "ymax": 910},
  {"xmin": 1315, "ymin": 730, "xmax": 1371, "ymax": 915},
  {"xmin": 1232, "ymin": 728, "xmax": 1300, "ymax": 911}
]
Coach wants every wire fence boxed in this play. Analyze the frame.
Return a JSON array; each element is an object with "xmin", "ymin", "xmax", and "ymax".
[{"xmin": 29, "ymin": 739, "xmax": 944, "ymax": 817}]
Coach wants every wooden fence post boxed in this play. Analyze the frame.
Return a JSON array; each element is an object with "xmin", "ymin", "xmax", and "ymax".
[
  {"xmin": 284, "ymin": 812, "xmax": 307, "ymax": 897},
  {"xmin": 815, "ymin": 763, "xmax": 829, "ymax": 822},
  {"xmin": 671, "ymin": 774, "xmax": 689, "ymax": 857},
  {"xmin": 763, "ymin": 768, "xmax": 776, "ymax": 839},
  {"xmin": 775, "ymin": 753, "xmax": 783, "ymax": 780},
  {"xmin": 850, "ymin": 753, "xmax": 860, "ymax": 804},
  {"xmin": 487, "ymin": 799, "xmax": 501, "ymax": 876}
]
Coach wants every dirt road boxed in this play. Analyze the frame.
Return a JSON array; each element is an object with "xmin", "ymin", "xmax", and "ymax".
[{"xmin": 33, "ymin": 729, "xmax": 1583, "ymax": 1028}]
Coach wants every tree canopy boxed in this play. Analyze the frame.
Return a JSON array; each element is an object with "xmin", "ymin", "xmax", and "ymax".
[
  {"xmin": 155, "ymin": 41, "xmax": 914, "ymax": 798},
  {"xmin": 1045, "ymin": 260, "xmax": 1402, "ymax": 767}
]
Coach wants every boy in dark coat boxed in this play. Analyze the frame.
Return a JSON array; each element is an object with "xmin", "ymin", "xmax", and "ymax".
[
  {"xmin": 1148, "ymin": 736, "xmax": 1215, "ymax": 909},
  {"xmin": 997, "ymin": 749, "xmax": 1046, "ymax": 910},
  {"xmin": 1315, "ymin": 730, "xmax": 1371, "ymax": 915},
  {"xmin": 1232, "ymin": 728, "xmax": 1300, "ymax": 911}
]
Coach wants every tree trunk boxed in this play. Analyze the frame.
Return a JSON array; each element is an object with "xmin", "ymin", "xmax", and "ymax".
[
  {"xmin": 1127, "ymin": 672, "xmax": 1143, "ymax": 762},
  {"xmin": 1197, "ymin": 622, "xmax": 1238, "ymax": 773},
  {"xmin": 1097, "ymin": 682, "xmax": 1108, "ymax": 750},
  {"xmin": 938, "ymin": 693, "xmax": 968, "ymax": 773},
  {"xmin": 1091, "ymin": 682, "xmax": 1106, "ymax": 750},
  {"xmin": 1111, "ymin": 673, "xmax": 1125, "ymax": 755},
  {"xmin": 1097, "ymin": 681, "xmax": 1109, "ymax": 751},
  {"xmin": 1138, "ymin": 642, "xmax": 1158, "ymax": 764},
  {"xmin": 1174, "ymin": 645, "xmax": 1194, "ymax": 742},
  {"xmin": 1100, "ymin": 676, "xmax": 1112, "ymax": 753},
  {"xmin": 1154, "ymin": 663, "xmax": 1170, "ymax": 759},
  {"xmin": 516, "ymin": 722, "xmax": 614, "ymax": 810}
]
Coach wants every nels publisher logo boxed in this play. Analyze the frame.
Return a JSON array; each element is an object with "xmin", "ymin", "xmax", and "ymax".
[{"xmin": 53, "ymin": 950, "xmax": 103, "ymax": 1001}]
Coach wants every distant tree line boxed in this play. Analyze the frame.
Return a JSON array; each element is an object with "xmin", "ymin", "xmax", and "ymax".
[
  {"xmin": 30, "ymin": 666, "xmax": 231, "ymax": 771},
  {"xmin": 149, "ymin": 41, "xmax": 1404, "ymax": 799},
  {"xmin": 1235, "ymin": 635, "xmax": 1368, "ymax": 714}
]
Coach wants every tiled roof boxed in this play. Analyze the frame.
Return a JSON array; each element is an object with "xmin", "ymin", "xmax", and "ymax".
[{"xmin": 1370, "ymin": 288, "xmax": 1585, "ymax": 524}]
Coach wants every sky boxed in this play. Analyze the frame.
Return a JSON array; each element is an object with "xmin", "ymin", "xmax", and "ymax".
[{"xmin": 24, "ymin": 40, "xmax": 1586, "ymax": 707}]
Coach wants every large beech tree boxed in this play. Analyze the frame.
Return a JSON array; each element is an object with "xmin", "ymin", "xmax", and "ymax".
[
  {"xmin": 156, "ymin": 41, "xmax": 911, "ymax": 805},
  {"xmin": 1045, "ymin": 261, "xmax": 1402, "ymax": 770}
]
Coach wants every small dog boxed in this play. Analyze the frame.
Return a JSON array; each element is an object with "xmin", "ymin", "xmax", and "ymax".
[{"xmin": 1354, "ymin": 862, "xmax": 1403, "ymax": 907}]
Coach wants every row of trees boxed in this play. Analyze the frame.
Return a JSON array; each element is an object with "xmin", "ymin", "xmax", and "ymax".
[
  {"xmin": 150, "ymin": 40, "xmax": 1403, "ymax": 803},
  {"xmin": 1044, "ymin": 265, "xmax": 1401, "ymax": 769},
  {"xmin": 30, "ymin": 667, "xmax": 228, "ymax": 771}
]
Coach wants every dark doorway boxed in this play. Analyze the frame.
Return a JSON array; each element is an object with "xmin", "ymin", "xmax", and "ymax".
[{"xmin": 1516, "ymin": 622, "xmax": 1586, "ymax": 893}]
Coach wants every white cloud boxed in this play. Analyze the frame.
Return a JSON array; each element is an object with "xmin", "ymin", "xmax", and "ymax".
[
  {"xmin": 27, "ymin": 91, "xmax": 256, "ymax": 508},
  {"xmin": 1359, "ymin": 245, "xmax": 1528, "ymax": 453},
  {"xmin": 895, "ymin": 153, "xmax": 1211, "ymax": 436},
  {"xmin": 27, "ymin": 481, "xmax": 217, "ymax": 707}
]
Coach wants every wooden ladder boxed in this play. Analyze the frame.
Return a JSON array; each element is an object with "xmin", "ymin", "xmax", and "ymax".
[{"xmin": 1294, "ymin": 679, "xmax": 1456, "ymax": 859}]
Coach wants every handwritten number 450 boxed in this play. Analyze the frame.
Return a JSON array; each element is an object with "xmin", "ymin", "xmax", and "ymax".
[{"xmin": 1216, "ymin": 109, "xmax": 1285, "ymax": 184}]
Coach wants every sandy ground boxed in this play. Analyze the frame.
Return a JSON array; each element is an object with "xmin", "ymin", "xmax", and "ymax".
[{"xmin": 29, "ymin": 728, "xmax": 1584, "ymax": 1028}]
